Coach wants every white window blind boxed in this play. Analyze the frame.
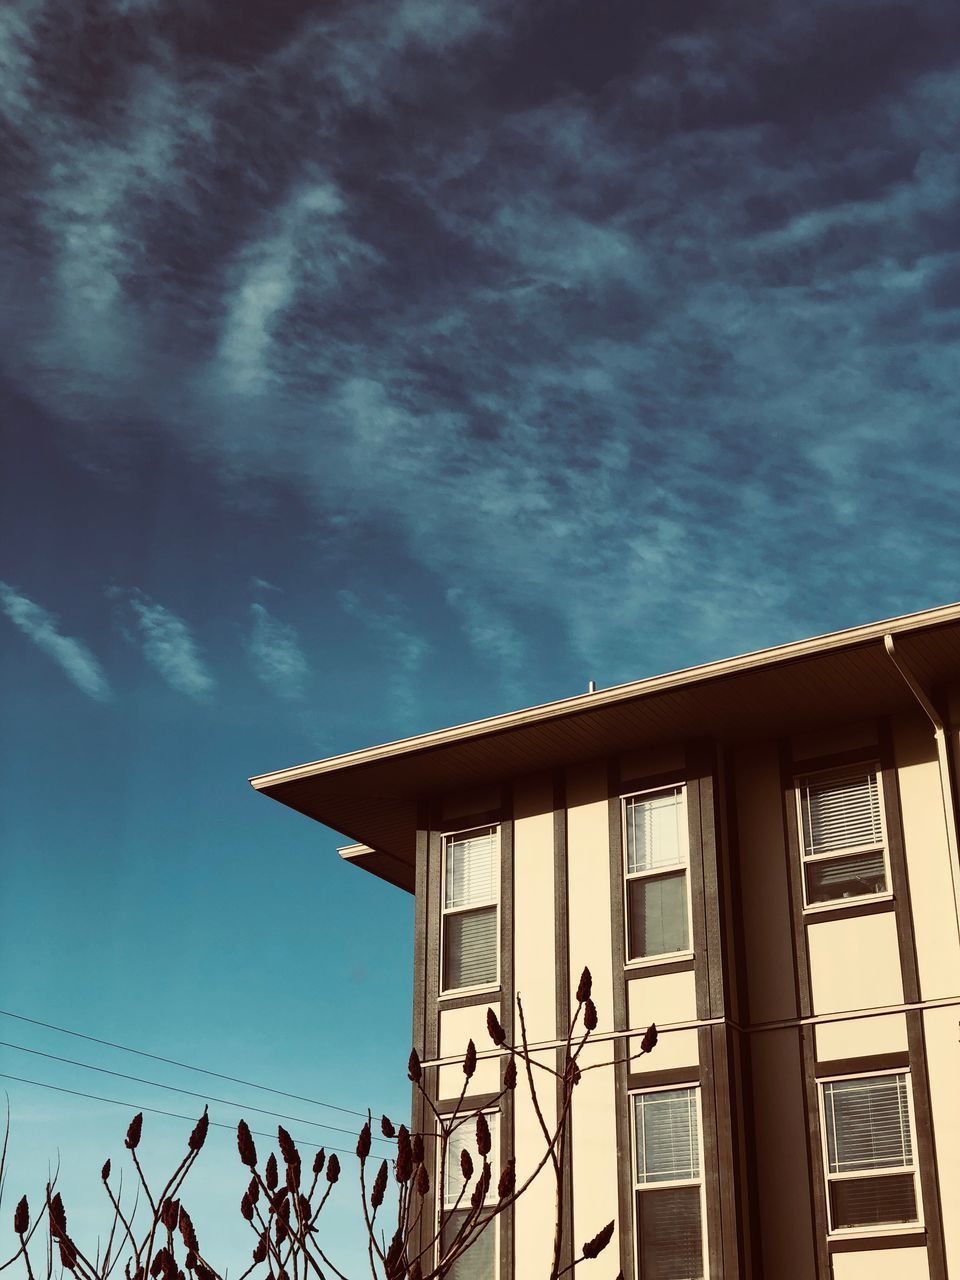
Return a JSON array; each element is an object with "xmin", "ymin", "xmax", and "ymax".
[
  {"xmin": 446, "ymin": 829, "xmax": 497, "ymax": 909},
  {"xmin": 444, "ymin": 910, "xmax": 497, "ymax": 990},
  {"xmin": 637, "ymin": 1187, "xmax": 703, "ymax": 1280},
  {"xmin": 824, "ymin": 1075, "xmax": 912, "ymax": 1173},
  {"xmin": 800, "ymin": 770, "xmax": 882, "ymax": 856},
  {"xmin": 443, "ymin": 1114, "xmax": 498, "ymax": 1208},
  {"xmin": 626, "ymin": 790, "xmax": 686, "ymax": 874},
  {"xmin": 635, "ymin": 1089, "xmax": 700, "ymax": 1185}
]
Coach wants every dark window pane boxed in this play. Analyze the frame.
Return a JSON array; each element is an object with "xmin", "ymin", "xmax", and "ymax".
[
  {"xmin": 627, "ymin": 872, "xmax": 688, "ymax": 959},
  {"xmin": 805, "ymin": 851, "xmax": 887, "ymax": 904},
  {"xmin": 443, "ymin": 907, "xmax": 497, "ymax": 990},
  {"xmin": 830, "ymin": 1173, "xmax": 917, "ymax": 1229},
  {"xmin": 441, "ymin": 1210, "xmax": 495, "ymax": 1280},
  {"xmin": 637, "ymin": 1187, "xmax": 703, "ymax": 1280}
]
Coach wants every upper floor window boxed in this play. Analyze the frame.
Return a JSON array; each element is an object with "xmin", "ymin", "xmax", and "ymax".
[
  {"xmin": 623, "ymin": 787, "xmax": 691, "ymax": 961},
  {"xmin": 442, "ymin": 826, "xmax": 499, "ymax": 992},
  {"xmin": 796, "ymin": 766, "xmax": 889, "ymax": 907},
  {"xmin": 632, "ymin": 1086, "xmax": 705, "ymax": 1279},
  {"xmin": 440, "ymin": 1112, "xmax": 499, "ymax": 1279},
  {"xmin": 820, "ymin": 1072, "xmax": 920, "ymax": 1233}
]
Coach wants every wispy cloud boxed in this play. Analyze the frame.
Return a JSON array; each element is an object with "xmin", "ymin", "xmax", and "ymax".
[
  {"xmin": 125, "ymin": 593, "xmax": 215, "ymax": 699},
  {"xmin": 338, "ymin": 590, "xmax": 429, "ymax": 722},
  {"xmin": 0, "ymin": 582, "xmax": 112, "ymax": 701},
  {"xmin": 245, "ymin": 603, "xmax": 309, "ymax": 701}
]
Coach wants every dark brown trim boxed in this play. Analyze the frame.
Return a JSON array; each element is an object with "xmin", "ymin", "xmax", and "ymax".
[
  {"xmin": 802, "ymin": 898, "xmax": 896, "ymax": 925},
  {"xmin": 436, "ymin": 807, "xmax": 503, "ymax": 834},
  {"xmin": 498, "ymin": 791, "xmax": 515, "ymax": 1280},
  {"xmin": 800, "ymin": 1025, "xmax": 833, "ymax": 1280},
  {"xmin": 437, "ymin": 989, "xmax": 502, "ymax": 1011},
  {"xmin": 436, "ymin": 1091, "xmax": 502, "ymax": 1115},
  {"xmin": 906, "ymin": 1010, "xmax": 947, "ymax": 1280},
  {"xmin": 779, "ymin": 740, "xmax": 811, "ymax": 1020},
  {"xmin": 828, "ymin": 1231, "xmax": 927, "ymax": 1253},
  {"xmin": 684, "ymin": 749, "xmax": 711, "ymax": 1022},
  {"xmin": 607, "ymin": 756, "xmax": 634, "ymax": 1280},
  {"xmin": 411, "ymin": 803, "xmax": 431, "ymax": 1263},
  {"xmin": 618, "ymin": 767, "xmax": 688, "ymax": 797},
  {"xmin": 627, "ymin": 1064, "xmax": 701, "ymax": 1090},
  {"xmin": 552, "ymin": 770, "xmax": 574, "ymax": 1280},
  {"xmin": 426, "ymin": 825, "xmax": 443, "ymax": 1052},
  {"xmin": 815, "ymin": 1050, "xmax": 910, "ymax": 1078},
  {"xmin": 625, "ymin": 957, "xmax": 695, "ymax": 979},
  {"xmin": 791, "ymin": 743, "xmax": 881, "ymax": 773},
  {"xmin": 698, "ymin": 1026, "xmax": 724, "ymax": 1278}
]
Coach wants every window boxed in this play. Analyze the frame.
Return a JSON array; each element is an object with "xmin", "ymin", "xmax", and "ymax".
[
  {"xmin": 442, "ymin": 827, "xmax": 499, "ymax": 992},
  {"xmin": 632, "ymin": 1088, "xmax": 706, "ymax": 1280},
  {"xmin": 797, "ymin": 766, "xmax": 889, "ymax": 907},
  {"xmin": 440, "ymin": 1113, "xmax": 499, "ymax": 1280},
  {"xmin": 623, "ymin": 788, "xmax": 691, "ymax": 961},
  {"xmin": 820, "ymin": 1072, "xmax": 920, "ymax": 1233}
]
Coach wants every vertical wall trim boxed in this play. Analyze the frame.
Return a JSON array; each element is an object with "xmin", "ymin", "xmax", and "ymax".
[
  {"xmin": 411, "ymin": 804, "xmax": 431, "ymax": 1264},
  {"xmin": 684, "ymin": 747, "xmax": 711, "ymax": 1023},
  {"xmin": 607, "ymin": 757, "xmax": 634, "ymax": 1280},
  {"xmin": 552, "ymin": 770, "xmax": 574, "ymax": 1279},
  {"xmin": 499, "ymin": 789, "xmax": 515, "ymax": 1280}
]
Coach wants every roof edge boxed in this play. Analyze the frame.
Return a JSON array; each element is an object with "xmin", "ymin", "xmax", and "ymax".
[{"xmin": 250, "ymin": 600, "xmax": 960, "ymax": 792}]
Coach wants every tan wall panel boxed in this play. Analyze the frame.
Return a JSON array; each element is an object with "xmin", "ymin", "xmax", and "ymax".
[
  {"xmin": 893, "ymin": 712, "xmax": 960, "ymax": 1000},
  {"xmin": 791, "ymin": 720, "xmax": 878, "ymax": 762},
  {"xmin": 513, "ymin": 1048, "xmax": 557, "ymax": 1277},
  {"xmin": 733, "ymin": 742, "xmax": 797, "ymax": 1023},
  {"xmin": 750, "ymin": 1028, "xmax": 816, "ymax": 1279},
  {"xmin": 439, "ymin": 1003, "xmax": 501, "ymax": 1097},
  {"xmin": 513, "ymin": 772, "xmax": 556, "ymax": 1044},
  {"xmin": 566, "ymin": 760, "xmax": 614, "ymax": 1033},
  {"xmin": 620, "ymin": 742, "xmax": 684, "ymax": 781},
  {"xmin": 807, "ymin": 912, "xmax": 904, "ymax": 1015},
  {"xmin": 830, "ymin": 1247, "xmax": 929, "ymax": 1280},
  {"xmin": 629, "ymin": 1027, "xmax": 700, "ymax": 1075},
  {"xmin": 814, "ymin": 1012, "xmax": 908, "ymax": 1062},
  {"xmin": 924, "ymin": 1004, "xmax": 960, "ymax": 1273},
  {"xmin": 570, "ymin": 1040, "xmax": 621, "ymax": 1267}
]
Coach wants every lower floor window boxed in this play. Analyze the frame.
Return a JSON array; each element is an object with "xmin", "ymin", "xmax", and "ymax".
[
  {"xmin": 439, "ymin": 1113, "xmax": 499, "ymax": 1280},
  {"xmin": 632, "ymin": 1087, "xmax": 705, "ymax": 1280},
  {"xmin": 820, "ymin": 1071, "xmax": 920, "ymax": 1232}
]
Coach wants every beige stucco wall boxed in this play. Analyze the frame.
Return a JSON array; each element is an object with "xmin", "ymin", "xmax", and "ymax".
[
  {"xmin": 512, "ymin": 772, "xmax": 558, "ymax": 1276},
  {"xmin": 627, "ymin": 969, "xmax": 698, "ymax": 1073},
  {"xmin": 893, "ymin": 712, "xmax": 960, "ymax": 1000},
  {"xmin": 733, "ymin": 741, "xmax": 797, "ymax": 1024},
  {"xmin": 807, "ymin": 912, "xmax": 904, "ymax": 1015},
  {"xmin": 924, "ymin": 1003, "xmax": 960, "ymax": 1274},
  {"xmin": 750, "ymin": 1028, "xmax": 817, "ymax": 1279},
  {"xmin": 814, "ymin": 1011, "xmax": 908, "ymax": 1061},
  {"xmin": 830, "ymin": 1246, "xmax": 929, "ymax": 1280},
  {"xmin": 438, "ymin": 1002, "xmax": 501, "ymax": 1097}
]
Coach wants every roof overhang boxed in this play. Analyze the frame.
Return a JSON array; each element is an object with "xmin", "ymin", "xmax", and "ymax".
[{"xmin": 251, "ymin": 602, "xmax": 960, "ymax": 894}]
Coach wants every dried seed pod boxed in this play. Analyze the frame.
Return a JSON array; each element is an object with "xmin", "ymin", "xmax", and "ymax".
[
  {"xmin": 247, "ymin": 1177, "xmax": 260, "ymax": 1204},
  {"xmin": 576, "ymin": 966, "xmax": 592, "ymax": 1003},
  {"xmin": 275, "ymin": 1217, "xmax": 287, "ymax": 1246},
  {"xmin": 179, "ymin": 1207, "xmax": 199, "ymax": 1254},
  {"xmin": 240, "ymin": 1193, "xmax": 254, "ymax": 1222},
  {"xmin": 326, "ymin": 1153, "xmax": 340, "ymax": 1185},
  {"xmin": 504, "ymin": 1056, "xmax": 517, "ymax": 1090},
  {"xmin": 185, "ymin": 1252, "xmax": 197, "ymax": 1272},
  {"xmin": 59, "ymin": 1237, "xmax": 78, "ymax": 1272},
  {"xmin": 380, "ymin": 1115, "xmax": 396, "ymax": 1139},
  {"xmin": 14, "ymin": 1196, "xmax": 29, "ymax": 1235},
  {"xmin": 476, "ymin": 1113, "xmax": 491, "ymax": 1157},
  {"xmin": 237, "ymin": 1121, "xmax": 257, "ymax": 1169},
  {"xmin": 415, "ymin": 1165, "xmax": 429, "ymax": 1196},
  {"xmin": 407, "ymin": 1048, "xmax": 422, "ymax": 1084},
  {"xmin": 265, "ymin": 1154, "xmax": 279, "ymax": 1191},
  {"xmin": 285, "ymin": 1160, "xmax": 301, "ymax": 1193},
  {"xmin": 462, "ymin": 1039, "xmax": 477, "ymax": 1079},
  {"xmin": 150, "ymin": 1251, "xmax": 165, "ymax": 1277},
  {"xmin": 312, "ymin": 1148, "xmax": 326, "ymax": 1176},
  {"xmin": 395, "ymin": 1127, "xmax": 412, "ymax": 1184},
  {"xmin": 49, "ymin": 1193, "xmax": 67, "ymax": 1236},
  {"xmin": 497, "ymin": 1158, "xmax": 515, "ymax": 1200},
  {"xmin": 459, "ymin": 1148, "xmax": 473, "ymax": 1181},
  {"xmin": 371, "ymin": 1160, "xmax": 388, "ymax": 1210},
  {"xmin": 297, "ymin": 1194, "xmax": 310, "ymax": 1222},
  {"xmin": 641, "ymin": 1023, "xmax": 658, "ymax": 1054},
  {"xmin": 101, "ymin": 1160, "xmax": 111, "ymax": 1183},
  {"xmin": 189, "ymin": 1109, "xmax": 209, "ymax": 1152},
  {"xmin": 356, "ymin": 1122, "xmax": 371, "ymax": 1162},
  {"xmin": 161, "ymin": 1198, "xmax": 179, "ymax": 1232},
  {"xmin": 277, "ymin": 1269, "xmax": 288, "ymax": 1280},
  {"xmin": 486, "ymin": 1008, "xmax": 506, "ymax": 1047},
  {"xmin": 277, "ymin": 1127, "xmax": 298, "ymax": 1167},
  {"xmin": 125, "ymin": 1112, "xmax": 143, "ymax": 1151},
  {"xmin": 584, "ymin": 998, "xmax": 598, "ymax": 1031},
  {"xmin": 411, "ymin": 1133, "xmax": 424, "ymax": 1166},
  {"xmin": 582, "ymin": 1220, "xmax": 615, "ymax": 1259},
  {"xmin": 252, "ymin": 1236, "xmax": 268, "ymax": 1264},
  {"xmin": 470, "ymin": 1165, "xmax": 490, "ymax": 1210}
]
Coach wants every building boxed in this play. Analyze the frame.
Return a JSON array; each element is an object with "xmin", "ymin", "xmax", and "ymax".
[{"xmin": 251, "ymin": 602, "xmax": 960, "ymax": 1280}]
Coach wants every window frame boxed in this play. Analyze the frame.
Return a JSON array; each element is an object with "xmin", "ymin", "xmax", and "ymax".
[
  {"xmin": 440, "ymin": 824, "xmax": 501, "ymax": 997},
  {"xmin": 629, "ymin": 1083, "xmax": 708, "ymax": 1280},
  {"xmin": 621, "ymin": 785, "xmax": 695, "ymax": 968},
  {"xmin": 795, "ymin": 763, "xmax": 893, "ymax": 913},
  {"xmin": 817, "ymin": 1068, "xmax": 923, "ymax": 1238},
  {"xmin": 437, "ymin": 1110, "xmax": 500, "ymax": 1279}
]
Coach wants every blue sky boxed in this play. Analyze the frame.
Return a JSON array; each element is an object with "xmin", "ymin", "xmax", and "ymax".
[{"xmin": 2, "ymin": 0, "xmax": 960, "ymax": 1270}]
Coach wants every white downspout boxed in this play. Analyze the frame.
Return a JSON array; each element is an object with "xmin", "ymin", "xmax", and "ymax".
[{"xmin": 883, "ymin": 633, "xmax": 960, "ymax": 946}]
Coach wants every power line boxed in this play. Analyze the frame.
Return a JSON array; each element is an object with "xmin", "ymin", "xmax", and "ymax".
[
  {"xmin": 0, "ymin": 1072, "xmax": 359, "ymax": 1156},
  {"xmin": 0, "ymin": 1009, "xmax": 392, "ymax": 1123},
  {"xmin": 0, "ymin": 1042, "xmax": 390, "ymax": 1146}
]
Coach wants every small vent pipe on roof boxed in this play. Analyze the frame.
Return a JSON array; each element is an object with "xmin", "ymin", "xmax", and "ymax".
[
  {"xmin": 587, "ymin": 680, "xmax": 597, "ymax": 694},
  {"xmin": 883, "ymin": 633, "xmax": 960, "ymax": 947}
]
